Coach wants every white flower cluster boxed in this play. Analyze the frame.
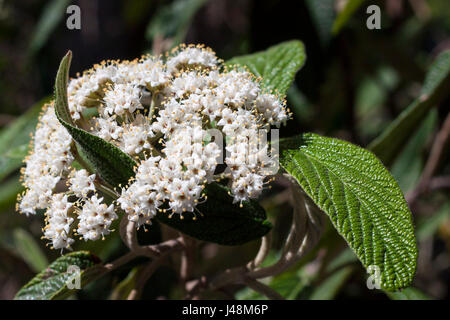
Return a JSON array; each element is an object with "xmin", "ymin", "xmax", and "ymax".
[{"xmin": 18, "ymin": 44, "xmax": 290, "ymax": 251}]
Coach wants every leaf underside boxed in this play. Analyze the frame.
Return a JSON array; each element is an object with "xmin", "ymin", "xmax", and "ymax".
[{"xmin": 280, "ymin": 133, "xmax": 417, "ymax": 290}]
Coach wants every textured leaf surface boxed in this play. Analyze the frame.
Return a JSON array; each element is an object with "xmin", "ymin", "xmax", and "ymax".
[
  {"xmin": 279, "ymin": 133, "xmax": 418, "ymax": 290},
  {"xmin": 157, "ymin": 183, "xmax": 272, "ymax": 245},
  {"xmin": 54, "ymin": 51, "xmax": 136, "ymax": 187},
  {"xmin": 15, "ymin": 251, "xmax": 103, "ymax": 300},
  {"xmin": 227, "ymin": 40, "xmax": 306, "ymax": 96},
  {"xmin": 369, "ymin": 51, "xmax": 450, "ymax": 165}
]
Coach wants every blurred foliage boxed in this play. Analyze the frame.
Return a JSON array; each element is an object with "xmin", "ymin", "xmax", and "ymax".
[{"xmin": 0, "ymin": 0, "xmax": 449, "ymax": 300}]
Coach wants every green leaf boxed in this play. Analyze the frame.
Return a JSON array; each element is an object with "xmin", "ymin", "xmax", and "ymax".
[
  {"xmin": 227, "ymin": 40, "xmax": 306, "ymax": 97},
  {"xmin": 279, "ymin": 133, "xmax": 418, "ymax": 290},
  {"xmin": 0, "ymin": 175, "xmax": 23, "ymax": 211},
  {"xmin": 385, "ymin": 287, "xmax": 432, "ymax": 300},
  {"xmin": 15, "ymin": 251, "xmax": 103, "ymax": 300},
  {"xmin": 305, "ymin": 0, "xmax": 335, "ymax": 47},
  {"xmin": 0, "ymin": 97, "xmax": 49, "ymax": 181},
  {"xmin": 368, "ymin": 51, "xmax": 450, "ymax": 166},
  {"xmin": 332, "ymin": 0, "xmax": 366, "ymax": 35},
  {"xmin": 309, "ymin": 266, "xmax": 354, "ymax": 300},
  {"xmin": 109, "ymin": 267, "xmax": 140, "ymax": 300},
  {"xmin": 156, "ymin": 183, "xmax": 272, "ymax": 246},
  {"xmin": 54, "ymin": 51, "xmax": 137, "ymax": 187},
  {"xmin": 391, "ymin": 110, "xmax": 437, "ymax": 193},
  {"xmin": 145, "ymin": 0, "xmax": 208, "ymax": 47},
  {"xmin": 28, "ymin": 0, "xmax": 71, "ymax": 56},
  {"xmin": 416, "ymin": 202, "xmax": 450, "ymax": 242},
  {"xmin": 12, "ymin": 228, "xmax": 49, "ymax": 274}
]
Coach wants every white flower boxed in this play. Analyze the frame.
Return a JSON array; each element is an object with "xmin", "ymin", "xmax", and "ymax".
[
  {"xmin": 77, "ymin": 195, "xmax": 117, "ymax": 241},
  {"xmin": 18, "ymin": 44, "xmax": 290, "ymax": 247},
  {"xmin": 167, "ymin": 46, "xmax": 219, "ymax": 72},
  {"xmin": 43, "ymin": 194, "xmax": 74, "ymax": 250},
  {"xmin": 69, "ymin": 169, "xmax": 96, "ymax": 198},
  {"xmin": 103, "ymin": 83, "xmax": 143, "ymax": 116}
]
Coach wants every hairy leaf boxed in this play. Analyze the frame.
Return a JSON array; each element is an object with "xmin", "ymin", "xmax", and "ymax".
[
  {"xmin": 227, "ymin": 40, "xmax": 306, "ymax": 97},
  {"xmin": 368, "ymin": 51, "xmax": 450, "ymax": 165},
  {"xmin": 54, "ymin": 51, "xmax": 136, "ymax": 187},
  {"xmin": 279, "ymin": 133, "xmax": 418, "ymax": 290},
  {"xmin": 15, "ymin": 251, "xmax": 103, "ymax": 300},
  {"xmin": 157, "ymin": 183, "xmax": 272, "ymax": 246}
]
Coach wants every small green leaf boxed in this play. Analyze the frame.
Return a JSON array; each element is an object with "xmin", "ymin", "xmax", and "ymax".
[
  {"xmin": 279, "ymin": 133, "xmax": 418, "ymax": 290},
  {"xmin": 332, "ymin": 0, "xmax": 366, "ymax": 35},
  {"xmin": 28, "ymin": 0, "xmax": 71, "ymax": 56},
  {"xmin": 305, "ymin": 0, "xmax": 335, "ymax": 47},
  {"xmin": 13, "ymin": 228, "xmax": 49, "ymax": 274},
  {"xmin": 15, "ymin": 251, "xmax": 103, "ymax": 300},
  {"xmin": 156, "ymin": 183, "xmax": 272, "ymax": 246},
  {"xmin": 227, "ymin": 40, "xmax": 306, "ymax": 97},
  {"xmin": 368, "ymin": 51, "xmax": 450, "ymax": 165},
  {"xmin": 0, "ymin": 175, "xmax": 24, "ymax": 211},
  {"xmin": 0, "ymin": 97, "xmax": 49, "ymax": 181},
  {"xmin": 309, "ymin": 266, "xmax": 354, "ymax": 300},
  {"xmin": 109, "ymin": 267, "xmax": 140, "ymax": 300},
  {"xmin": 385, "ymin": 287, "xmax": 432, "ymax": 300},
  {"xmin": 416, "ymin": 202, "xmax": 450, "ymax": 242},
  {"xmin": 145, "ymin": 0, "xmax": 208, "ymax": 47},
  {"xmin": 54, "ymin": 51, "xmax": 137, "ymax": 187}
]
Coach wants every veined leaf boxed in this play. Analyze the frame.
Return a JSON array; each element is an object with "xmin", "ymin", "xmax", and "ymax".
[
  {"xmin": 279, "ymin": 133, "xmax": 418, "ymax": 290},
  {"xmin": 54, "ymin": 51, "xmax": 136, "ymax": 187},
  {"xmin": 368, "ymin": 51, "xmax": 450, "ymax": 165},
  {"xmin": 227, "ymin": 40, "xmax": 306, "ymax": 97},
  {"xmin": 15, "ymin": 251, "xmax": 103, "ymax": 300},
  {"xmin": 157, "ymin": 183, "xmax": 272, "ymax": 246}
]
